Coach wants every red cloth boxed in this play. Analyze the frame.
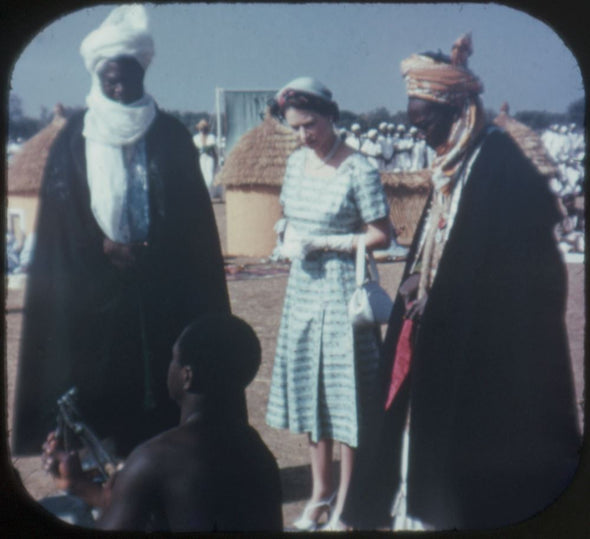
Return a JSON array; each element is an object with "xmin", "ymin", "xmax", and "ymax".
[{"xmin": 385, "ymin": 318, "xmax": 414, "ymax": 410}]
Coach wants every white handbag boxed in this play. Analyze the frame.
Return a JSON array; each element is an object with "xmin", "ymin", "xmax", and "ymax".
[{"xmin": 348, "ymin": 235, "xmax": 394, "ymax": 327}]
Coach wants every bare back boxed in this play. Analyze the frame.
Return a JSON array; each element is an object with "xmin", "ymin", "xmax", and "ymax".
[{"xmin": 98, "ymin": 421, "xmax": 283, "ymax": 532}]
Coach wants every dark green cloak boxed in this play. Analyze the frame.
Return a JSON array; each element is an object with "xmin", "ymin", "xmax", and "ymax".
[{"xmin": 12, "ymin": 109, "xmax": 230, "ymax": 457}]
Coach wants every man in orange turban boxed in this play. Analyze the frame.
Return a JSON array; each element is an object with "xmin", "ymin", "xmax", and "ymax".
[{"xmin": 342, "ymin": 34, "xmax": 581, "ymax": 531}]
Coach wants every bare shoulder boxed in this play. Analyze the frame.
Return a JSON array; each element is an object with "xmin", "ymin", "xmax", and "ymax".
[
  {"xmin": 108, "ymin": 429, "xmax": 188, "ymax": 494},
  {"xmin": 122, "ymin": 427, "xmax": 184, "ymax": 471},
  {"xmin": 118, "ymin": 440, "xmax": 160, "ymax": 480}
]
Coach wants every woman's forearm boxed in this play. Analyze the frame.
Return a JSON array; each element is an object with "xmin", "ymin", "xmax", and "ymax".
[{"xmin": 357, "ymin": 218, "xmax": 391, "ymax": 251}]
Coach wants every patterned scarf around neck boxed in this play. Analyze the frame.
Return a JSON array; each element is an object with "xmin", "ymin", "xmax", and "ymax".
[{"xmin": 430, "ymin": 95, "xmax": 485, "ymax": 195}]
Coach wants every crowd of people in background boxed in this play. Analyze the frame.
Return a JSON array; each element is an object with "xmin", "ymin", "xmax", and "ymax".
[
  {"xmin": 342, "ymin": 121, "xmax": 435, "ymax": 172},
  {"xmin": 543, "ymin": 123, "xmax": 585, "ymax": 198},
  {"xmin": 541, "ymin": 123, "xmax": 585, "ymax": 256}
]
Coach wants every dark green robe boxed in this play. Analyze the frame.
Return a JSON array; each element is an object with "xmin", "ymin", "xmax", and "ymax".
[
  {"xmin": 12, "ymin": 109, "xmax": 230, "ymax": 456},
  {"xmin": 342, "ymin": 128, "xmax": 581, "ymax": 530}
]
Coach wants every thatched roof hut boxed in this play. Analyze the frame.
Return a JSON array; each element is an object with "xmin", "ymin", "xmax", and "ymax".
[
  {"xmin": 493, "ymin": 102, "xmax": 558, "ymax": 179},
  {"xmin": 7, "ymin": 104, "xmax": 68, "ymax": 235},
  {"xmin": 8, "ymin": 104, "xmax": 67, "ymax": 195},
  {"xmin": 380, "ymin": 169, "xmax": 431, "ymax": 245},
  {"xmin": 217, "ymin": 113, "xmax": 300, "ymax": 188},
  {"xmin": 216, "ymin": 113, "xmax": 300, "ymax": 257}
]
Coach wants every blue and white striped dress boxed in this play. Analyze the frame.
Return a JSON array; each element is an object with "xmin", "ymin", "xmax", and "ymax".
[{"xmin": 266, "ymin": 149, "xmax": 389, "ymax": 447}]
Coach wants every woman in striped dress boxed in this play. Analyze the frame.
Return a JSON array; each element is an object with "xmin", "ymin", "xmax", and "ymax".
[{"xmin": 265, "ymin": 77, "xmax": 391, "ymax": 531}]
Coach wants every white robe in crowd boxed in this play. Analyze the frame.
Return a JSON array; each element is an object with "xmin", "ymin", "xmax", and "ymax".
[
  {"xmin": 392, "ymin": 137, "xmax": 413, "ymax": 171},
  {"xmin": 193, "ymin": 133, "xmax": 217, "ymax": 192},
  {"xmin": 346, "ymin": 134, "xmax": 362, "ymax": 151},
  {"xmin": 360, "ymin": 138, "xmax": 382, "ymax": 170},
  {"xmin": 540, "ymin": 125, "xmax": 585, "ymax": 197},
  {"xmin": 410, "ymin": 138, "xmax": 429, "ymax": 171},
  {"xmin": 379, "ymin": 134, "xmax": 395, "ymax": 170}
]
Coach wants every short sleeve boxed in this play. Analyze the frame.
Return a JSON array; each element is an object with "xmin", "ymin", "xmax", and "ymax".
[{"xmin": 351, "ymin": 155, "xmax": 389, "ymax": 224}]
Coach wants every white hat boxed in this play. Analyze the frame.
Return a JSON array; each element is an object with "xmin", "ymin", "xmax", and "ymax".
[
  {"xmin": 409, "ymin": 126, "xmax": 418, "ymax": 135},
  {"xmin": 351, "ymin": 123, "xmax": 361, "ymax": 132},
  {"xmin": 367, "ymin": 128, "xmax": 378, "ymax": 138},
  {"xmin": 379, "ymin": 122, "xmax": 388, "ymax": 131},
  {"xmin": 80, "ymin": 4, "xmax": 154, "ymax": 74},
  {"xmin": 276, "ymin": 76, "xmax": 333, "ymax": 104},
  {"xmin": 397, "ymin": 124, "xmax": 406, "ymax": 132}
]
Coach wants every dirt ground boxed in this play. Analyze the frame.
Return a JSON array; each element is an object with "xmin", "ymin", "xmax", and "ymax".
[{"xmin": 5, "ymin": 200, "xmax": 585, "ymax": 529}]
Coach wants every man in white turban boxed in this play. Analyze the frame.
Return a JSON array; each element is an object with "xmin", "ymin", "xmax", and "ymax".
[
  {"xmin": 12, "ymin": 4, "xmax": 230, "ymax": 459},
  {"xmin": 80, "ymin": 4, "xmax": 154, "ymax": 74},
  {"xmin": 345, "ymin": 122, "xmax": 363, "ymax": 150},
  {"xmin": 360, "ymin": 128, "xmax": 383, "ymax": 169},
  {"xmin": 193, "ymin": 118, "xmax": 219, "ymax": 197},
  {"xmin": 78, "ymin": 4, "xmax": 157, "ymax": 246}
]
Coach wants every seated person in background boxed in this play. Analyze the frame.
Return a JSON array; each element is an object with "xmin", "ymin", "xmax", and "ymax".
[{"xmin": 43, "ymin": 314, "xmax": 283, "ymax": 532}]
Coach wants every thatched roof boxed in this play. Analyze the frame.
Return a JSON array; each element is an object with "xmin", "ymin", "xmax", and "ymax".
[
  {"xmin": 380, "ymin": 169, "xmax": 431, "ymax": 191},
  {"xmin": 493, "ymin": 103, "xmax": 558, "ymax": 178},
  {"xmin": 8, "ymin": 104, "xmax": 67, "ymax": 195},
  {"xmin": 381, "ymin": 170, "xmax": 431, "ymax": 245},
  {"xmin": 217, "ymin": 113, "xmax": 300, "ymax": 187}
]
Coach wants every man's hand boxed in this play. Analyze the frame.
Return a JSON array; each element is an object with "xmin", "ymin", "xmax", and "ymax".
[
  {"xmin": 103, "ymin": 238, "xmax": 148, "ymax": 271},
  {"xmin": 41, "ymin": 431, "xmax": 111, "ymax": 508},
  {"xmin": 405, "ymin": 296, "xmax": 428, "ymax": 321},
  {"xmin": 398, "ymin": 273, "xmax": 428, "ymax": 321},
  {"xmin": 398, "ymin": 273, "xmax": 420, "ymax": 309},
  {"xmin": 41, "ymin": 431, "xmax": 85, "ymax": 492}
]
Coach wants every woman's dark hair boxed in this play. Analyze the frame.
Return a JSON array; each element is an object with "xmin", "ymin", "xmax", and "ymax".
[{"xmin": 270, "ymin": 90, "xmax": 339, "ymax": 122}]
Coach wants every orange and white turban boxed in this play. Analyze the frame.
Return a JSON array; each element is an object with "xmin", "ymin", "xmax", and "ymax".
[
  {"xmin": 401, "ymin": 34, "xmax": 487, "ymax": 192},
  {"xmin": 401, "ymin": 33, "xmax": 483, "ymax": 107}
]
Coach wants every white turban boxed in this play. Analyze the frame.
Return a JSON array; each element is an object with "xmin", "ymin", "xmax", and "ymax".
[{"xmin": 80, "ymin": 4, "xmax": 154, "ymax": 74}]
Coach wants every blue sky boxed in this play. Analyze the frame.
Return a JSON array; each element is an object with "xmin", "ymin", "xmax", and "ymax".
[{"xmin": 9, "ymin": 3, "xmax": 585, "ymax": 118}]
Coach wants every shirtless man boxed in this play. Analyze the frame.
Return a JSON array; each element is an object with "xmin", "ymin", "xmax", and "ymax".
[{"xmin": 43, "ymin": 314, "xmax": 283, "ymax": 532}]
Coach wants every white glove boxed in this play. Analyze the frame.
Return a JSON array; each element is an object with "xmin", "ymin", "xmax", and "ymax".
[
  {"xmin": 280, "ymin": 224, "xmax": 307, "ymax": 260},
  {"xmin": 300, "ymin": 234, "xmax": 358, "ymax": 254}
]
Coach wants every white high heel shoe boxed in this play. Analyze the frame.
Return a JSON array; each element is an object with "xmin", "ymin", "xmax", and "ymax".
[
  {"xmin": 321, "ymin": 514, "xmax": 349, "ymax": 532},
  {"xmin": 292, "ymin": 493, "xmax": 336, "ymax": 531}
]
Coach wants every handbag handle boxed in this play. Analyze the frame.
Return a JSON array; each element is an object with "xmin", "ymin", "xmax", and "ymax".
[{"xmin": 355, "ymin": 235, "xmax": 380, "ymax": 286}]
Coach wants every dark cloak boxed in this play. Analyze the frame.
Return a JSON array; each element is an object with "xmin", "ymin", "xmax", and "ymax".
[
  {"xmin": 342, "ymin": 129, "xmax": 581, "ymax": 530},
  {"xmin": 12, "ymin": 109, "xmax": 230, "ymax": 457}
]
